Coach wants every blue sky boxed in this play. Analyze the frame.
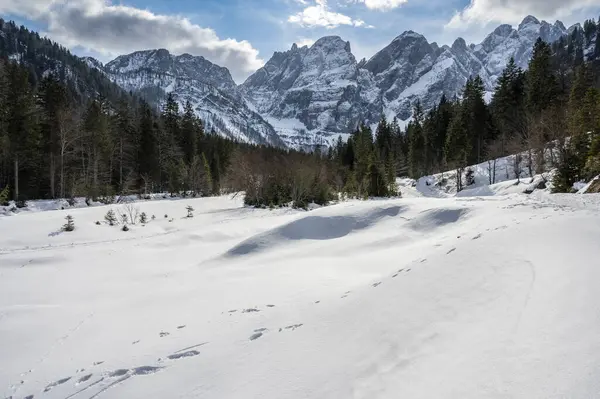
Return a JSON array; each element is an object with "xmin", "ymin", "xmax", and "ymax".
[{"xmin": 1, "ymin": 0, "xmax": 599, "ymax": 82}]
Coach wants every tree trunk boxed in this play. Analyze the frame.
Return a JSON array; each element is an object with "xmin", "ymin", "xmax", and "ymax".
[
  {"xmin": 14, "ymin": 156, "xmax": 19, "ymax": 201},
  {"xmin": 119, "ymin": 139, "xmax": 123, "ymax": 193},
  {"xmin": 50, "ymin": 154, "xmax": 55, "ymax": 198}
]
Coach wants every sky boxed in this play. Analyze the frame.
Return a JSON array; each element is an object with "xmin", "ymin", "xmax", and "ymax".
[{"xmin": 1, "ymin": 0, "xmax": 600, "ymax": 83}]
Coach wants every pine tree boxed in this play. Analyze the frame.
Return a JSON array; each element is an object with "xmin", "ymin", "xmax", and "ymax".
[
  {"xmin": 408, "ymin": 101, "xmax": 425, "ymax": 178},
  {"xmin": 491, "ymin": 57, "xmax": 526, "ymax": 155},
  {"xmin": 526, "ymin": 38, "xmax": 559, "ymax": 115},
  {"xmin": 104, "ymin": 209, "xmax": 118, "ymax": 226},
  {"xmin": 62, "ymin": 215, "xmax": 75, "ymax": 232}
]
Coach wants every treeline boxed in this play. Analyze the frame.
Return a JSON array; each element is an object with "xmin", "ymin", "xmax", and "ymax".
[
  {"xmin": 394, "ymin": 24, "xmax": 600, "ymax": 192},
  {"xmin": 0, "ymin": 61, "xmax": 235, "ymax": 201}
]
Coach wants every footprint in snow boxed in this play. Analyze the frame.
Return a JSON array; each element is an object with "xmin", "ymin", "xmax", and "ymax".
[
  {"xmin": 167, "ymin": 350, "xmax": 200, "ymax": 360},
  {"xmin": 24, "ymin": 395, "xmax": 34, "ymax": 399},
  {"xmin": 447, "ymin": 248, "xmax": 456, "ymax": 255},
  {"xmin": 77, "ymin": 374, "xmax": 93, "ymax": 384},
  {"xmin": 392, "ymin": 273, "xmax": 399, "ymax": 278},
  {"xmin": 93, "ymin": 361, "xmax": 104, "ymax": 366},
  {"xmin": 177, "ymin": 325, "xmax": 186, "ymax": 329},
  {"xmin": 159, "ymin": 331, "xmax": 170, "ymax": 337},
  {"xmin": 249, "ymin": 332, "xmax": 263, "ymax": 341},
  {"xmin": 472, "ymin": 233, "xmax": 482, "ymax": 240},
  {"xmin": 242, "ymin": 308, "xmax": 260, "ymax": 313},
  {"xmin": 266, "ymin": 304, "xmax": 276, "ymax": 308},
  {"xmin": 43, "ymin": 377, "xmax": 71, "ymax": 392},
  {"xmin": 372, "ymin": 282, "xmax": 382, "ymax": 288},
  {"xmin": 284, "ymin": 324, "xmax": 303, "ymax": 331},
  {"xmin": 132, "ymin": 340, "xmax": 140, "ymax": 345}
]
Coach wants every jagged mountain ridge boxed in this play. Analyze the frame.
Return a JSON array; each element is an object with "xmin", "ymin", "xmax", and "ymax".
[
  {"xmin": 87, "ymin": 49, "xmax": 284, "ymax": 147},
  {"xmin": 89, "ymin": 15, "xmax": 579, "ymax": 149}
]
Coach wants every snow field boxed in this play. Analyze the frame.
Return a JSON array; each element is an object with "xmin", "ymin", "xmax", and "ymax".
[{"xmin": 1, "ymin": 190, "xmax": 600, "ymax": 398}]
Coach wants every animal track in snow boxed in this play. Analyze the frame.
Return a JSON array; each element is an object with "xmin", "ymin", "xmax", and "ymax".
[
  {"xmin": 284, "ymin": 324, "xmax": 303, "ymax": 331},
  {"xmin": 249, "ymin": 332, "xmax": 263, "ymax": 341},
  {"xmin": 167, "ymin": 350, "xmax": 201, "ymax": 360},
  {"xmin": 77, "ymin": 373, "xmax": 93, "ymax": 384},
  {"xmin": 43, "ymin": 376, "xmax": 71, "ymax": 392}
]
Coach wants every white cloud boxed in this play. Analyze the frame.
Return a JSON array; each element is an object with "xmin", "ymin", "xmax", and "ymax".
[
  {"xmin": 294, "ymin": 37, "xmax": 316, "ymax": 47},
  {"xmin": 0, "ymin": 0, "xmax": 264, "ymax": 82},
  {"xmin": 288, "ymin": 0, "xmax": 367, "ymax": 29},
  {"xmin": 355, "ymin": 0, "xmax": 408, "ymax": 10},
  {"xmin": 447, "ymin": 0, "xmax": 600, "ymax": 29}
]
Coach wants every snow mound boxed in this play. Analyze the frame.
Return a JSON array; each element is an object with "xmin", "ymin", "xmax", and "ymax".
[
  {"xmin": 408, "ymin": 208, "xmax": 469, "ymax": 231},
  {"xmin": 226, "ymin": 205, "xmax": 404, "ymax": 256}
]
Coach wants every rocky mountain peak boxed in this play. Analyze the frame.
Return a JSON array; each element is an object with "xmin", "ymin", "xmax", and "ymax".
[
  {"xmin": 451, "ymin": 37, "xmax": 467, "ymax": 52},
  {"xmin": 519, "ymin": 15, "xmax": 540, "ymax": 30}
]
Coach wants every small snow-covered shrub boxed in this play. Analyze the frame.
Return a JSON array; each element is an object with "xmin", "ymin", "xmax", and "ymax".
[
  {"xmin": 122, "ymin": 224, "xmax": 129, "ymax": 232},
  {"xmin": 63, "ymin": 215, "xmax": 75, "ymax": 232},
  {"xmin": 186, "ymin": 206, "xmax": 194, "ymax": 218},
  {"xmin": 105, "ymin": 209, "xmax": 118, "ymax": 226},
  {"xmin": 140, "ymin": 212, "xmax": 148, "ymax": 224},
  {"xmin": 0, "ymin": 185, "xmax": 9, "ymax": 206}
]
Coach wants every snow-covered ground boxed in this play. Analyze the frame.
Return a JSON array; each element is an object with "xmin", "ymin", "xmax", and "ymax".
[{"xmin": 2, "ymin": 188, "xmax": 600, "ymax": 398}]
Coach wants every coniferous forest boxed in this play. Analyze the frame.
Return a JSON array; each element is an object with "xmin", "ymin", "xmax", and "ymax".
[{"xmin": 1, "ymin": 18, "xmax": 600, "ymax": 210}]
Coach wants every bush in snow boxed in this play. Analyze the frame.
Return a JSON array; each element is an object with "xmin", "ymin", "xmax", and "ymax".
[
  {"xmin": 63, "ymin": 215, "xmax": 75, "ymax": 232},
  {"xmin": 15, "ymin": 199, "xmax": 27, "ymax": 209},
  {"xmin": 122, "ymin": 203, "xmax": 140, "ymax": 225},
  {"xmin": 66, "ymin": 197, "xmax": 76, "ymax": 207},
  {"xmin": 122, "ymin": 224, "xmax": 129, "ymax": 232},
  {"xmin": 95, "ymin": 221, "xmax": 101, "ymax": 225},
  {"xmin": 164, "ymin": 214, "xmax": 168, "ymax": 219},
  {"xmin": 186, "ymin": 206, "xmax": 194, "ymax": 218},
  {"xmin": 151, "ymin": 215, "xmax": 156, "ymax": 220},
  {"xmin": 0, "ymin": 185, "xmax": 9, "ymax": 206},
  {"xmin": 105, "ymin": 209, "xmax": 118, "ymax": 226},
  {"xmin": 140, "ymin": 212, "xmax": 148, "ymax": 224}
]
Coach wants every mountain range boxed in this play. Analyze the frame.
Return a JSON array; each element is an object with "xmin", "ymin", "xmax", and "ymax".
[{"xmin": 83, "ymin": 16, "xmax": 579, "ymax": 149}]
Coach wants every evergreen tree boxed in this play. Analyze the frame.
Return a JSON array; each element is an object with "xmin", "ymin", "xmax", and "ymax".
[{"xmin": 526, "ymin": 38, "xmax": 559, "ymax": 115}]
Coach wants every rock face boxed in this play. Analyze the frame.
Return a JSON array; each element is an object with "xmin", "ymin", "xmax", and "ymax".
[
  {"xmin": 93, "ymin": 49, "xmax": 284, "ymax": 147},
  {"xmin": 89, "ymin": 16, "xmax": 574, "ymax": 149},
  {"xmin": 241, "ymin": 36, "xmax": 380, "ymax": 148}
]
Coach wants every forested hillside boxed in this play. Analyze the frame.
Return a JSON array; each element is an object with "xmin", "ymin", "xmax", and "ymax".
[{"xmin": 388, "ymin": 21, "xmax": 600, "ymax": 192}]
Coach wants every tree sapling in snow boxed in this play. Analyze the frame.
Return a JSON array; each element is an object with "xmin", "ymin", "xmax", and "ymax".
[
  {"xmin": 63, "ymin": 215, "xmax": 75, "ymax": 232},
  {"xmin": 140, "ymin": 212, "xmax": 148, "ymax": 224},
  {"xmin": 105, "ymin": 209, "xmax": 118, "ymax": 226},
  {"xmin": 186, "ymin": 205, "xmax": 194, "ymax": 218}
]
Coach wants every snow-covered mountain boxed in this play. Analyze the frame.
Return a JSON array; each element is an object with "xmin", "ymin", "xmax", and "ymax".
[
  {"xmin": 89, "ymin": 49, "xmax": 284, "ymax": 147},
  {"xmin": 89, "ymin": 16, "xmax": 575, "ymax": 149}
]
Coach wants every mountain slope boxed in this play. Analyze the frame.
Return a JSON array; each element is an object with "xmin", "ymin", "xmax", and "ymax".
[
  {"xmin": 92, "ymin": 49, "xmax": 285, "ymax": 147},
  {"xmin": 85, "ymin": 15, "xmax": 590, "ymax": 149},
  {"xmin": 239, "ymin": 16, "xmax": 573, "ymax": 146}
]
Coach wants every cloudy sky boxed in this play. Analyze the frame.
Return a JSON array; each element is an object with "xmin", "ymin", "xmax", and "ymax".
[{"xmin": 2, "ymin": 0, "xmax": 600, "ymax": 82}]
